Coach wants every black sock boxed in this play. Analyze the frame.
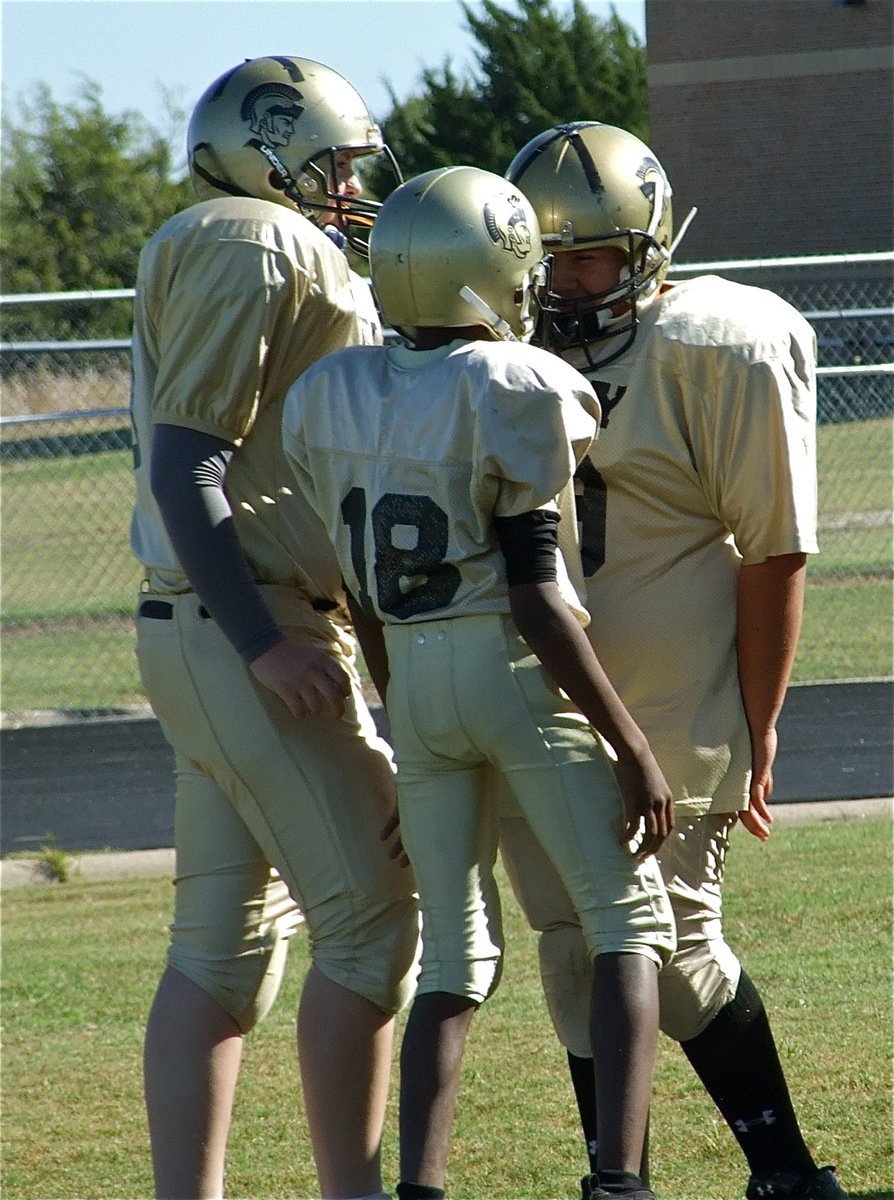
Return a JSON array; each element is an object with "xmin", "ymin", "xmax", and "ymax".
[
  {"xmin": 396, "ymin": 1185, "xmax": 446, "ymax": 1200},
  {"xmin": 567, "ymin": 1050, "xmax": 600, "ymax": 1174},
  {"xmin": 567, "ymin": 1051, "xmax": 651, "ymax": 1185},
  {"xmin": 680, "ymin": 970, "xmax": 816, "ymax": 1179}
]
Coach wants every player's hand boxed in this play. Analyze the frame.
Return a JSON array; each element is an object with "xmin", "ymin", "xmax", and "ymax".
[
  {"xmin": 612, "ymin": 748, "xmax": 674, "ymax": 859},
  {"xmin": 381, "ymin": 805, "xmax": 411, "ymax": 870},
  {"xmin": 739, "ymin": 792, "xmax": 773, "ymax": 840},
  {"xmin": 249, "ymin": 638, "xmax": 350, "ymax": 720},
  {"xmin": 739, "ymin": 727, "xmax": 777, "ymax": 841}
]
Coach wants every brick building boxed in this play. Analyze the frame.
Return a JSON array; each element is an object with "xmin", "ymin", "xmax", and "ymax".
[{"xmin": 645, "ymin": 0, "xmax": 894, "ymax": 260}]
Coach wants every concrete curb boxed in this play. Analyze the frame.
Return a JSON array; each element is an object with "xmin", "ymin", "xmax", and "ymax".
[
  {"xmin": 0, "ymin": 846, "xmax": 175, "ymax": 890},
  {"xmin": 2, "ymin": 797, "xmax": 890, "ymax": 891}
]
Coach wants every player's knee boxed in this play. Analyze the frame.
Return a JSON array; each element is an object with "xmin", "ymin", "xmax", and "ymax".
[
  {"xmin": 658, "ymin": 937, "xmax": 740, "ymax": 1042},
  {"xmin": 312, "ymin": 893, "xmax": 421, "ymax": 1014},
  {"xmin": 167, "ymin": 912, "xmax": 296, "ymax": 1034},
  {"xmin": 537, "ymin": 924, "xmax": 592, "ymax": 1058},
  {"xmin": 417, "ymin": 950, "xmax": 504, "ymax": 1005}
]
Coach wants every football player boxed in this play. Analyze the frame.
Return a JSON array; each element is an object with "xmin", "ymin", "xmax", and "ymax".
[
  {"xmin": 501, "ymin": 122, "xmax": 847, "ymax": 1200},
  {"xmin": 282, "ymin": 164, "xmax": 678, "ymax": 1200},
  {"xmin": 130, "ymin": 56, "xmax": 419, "ymax": 1200}
]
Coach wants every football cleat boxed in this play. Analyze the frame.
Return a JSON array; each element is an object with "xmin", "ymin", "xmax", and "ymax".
[
  {"xmin": 745, "ymin": 1164, "xmax": 849, "ymax": 1200},
  {"xmin": 585, "ymin": 1174, "xmax": 656, "ymax": 1199}
]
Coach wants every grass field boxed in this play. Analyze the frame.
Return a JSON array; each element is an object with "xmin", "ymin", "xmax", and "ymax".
[{"xmin": 2, "ymin": 819, "xmax": 892, "ymax": 1200}]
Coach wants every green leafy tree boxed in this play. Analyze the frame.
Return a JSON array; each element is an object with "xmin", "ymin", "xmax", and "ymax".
[
  {"xmin": 1, "ymin": 80, "xmax": 192, "ymax": 338},
  {"xmin": 379, "ymin": 0, "xmax": 647, "ymax": 182}
]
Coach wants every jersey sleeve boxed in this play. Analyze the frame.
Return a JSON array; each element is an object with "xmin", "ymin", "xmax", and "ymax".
[
  {"xmin": 476, "ymin": 354, "xmax": 600, "ymax": 520},
  {"xmin": 280, "ymin": 371, "xmax": 320, "ymax": 512},
  {"xmin": 281, "ymin": 351, "xmax": 372, "ymax": 609},
  {"xmin": 281, "ymin": 356, "xmax": 355, "ymax": 561},
  {"xmin": 148, "ymin": 236, "xmax": 314, "ymax": 443},
  {"xmin": 347, "ymin": 270, "xmax": 384, "ymax": 347},
  {"xmin": 690, "ymin": 323, "xmax": 818, "ymax": 564}
]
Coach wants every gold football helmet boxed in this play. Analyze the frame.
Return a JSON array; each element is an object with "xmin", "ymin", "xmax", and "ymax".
[
  {"xmin": 505, "ymin": 121, "xmax": 674, "ymax": 368},
  {"xmin": 369, "ymin": 166, "xmax": 547, "ymax": 343},
  {"xmin": 187, "ymin": 55, "xmax": 401, "ymax": 254}
]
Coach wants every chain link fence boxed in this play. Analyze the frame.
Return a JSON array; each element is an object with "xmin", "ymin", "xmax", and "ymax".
[{"xmin": 2, "ymin": 254, "xmax": 892, "ymax": 719}]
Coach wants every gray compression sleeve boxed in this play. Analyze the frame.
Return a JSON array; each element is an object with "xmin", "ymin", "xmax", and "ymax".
[{"xmin": 150, "ymin": 423, "xmax": 283, "ymax": 663}]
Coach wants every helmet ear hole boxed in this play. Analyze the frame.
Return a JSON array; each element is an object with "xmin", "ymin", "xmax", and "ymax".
[{"xmin": 269, "ymin": 171, "xmax": 287, "ymax": 191}]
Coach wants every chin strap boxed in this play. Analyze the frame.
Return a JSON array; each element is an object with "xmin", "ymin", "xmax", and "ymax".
[
  {"xmin": 190, "ymin": 145, "xmax": 251, "ymax": 199},
  {"xmin": 668, "ymin": 206, "xmax": 698, "ymax": 258},
  {"xmin": 459, "ymin": 285, "xmax": 519, "ymax": 341}
]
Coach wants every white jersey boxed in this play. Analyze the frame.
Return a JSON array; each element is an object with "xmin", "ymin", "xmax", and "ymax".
[
  {"xmin": 562, "ymin": 274, "xmax": 818, "ymax": 813},
  {"xmin": 129, "ymin": 195, "xmax": 381, "ymax": 601},
  {"xmin": 283, "ymin": 338, "xmax": 600, "ymax": 624}
]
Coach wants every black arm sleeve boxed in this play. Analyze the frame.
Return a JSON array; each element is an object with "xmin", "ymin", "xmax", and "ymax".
[
  {"xmin": 493, "ymin": 509, "xmax": 560, "ymax": 587},
  {"xmin": 150, "ymin": 423, "xmax": 283, "ymax": 664}
]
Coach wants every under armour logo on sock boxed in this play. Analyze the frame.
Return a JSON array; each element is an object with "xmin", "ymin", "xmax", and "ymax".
[
  {"xmin": 734, "ymin": 1109, "xmax": 777, "ymax": 1134},
  {"xmin": 588, "ymin": 1139, "xmax": 599, "ymax": 1158}
]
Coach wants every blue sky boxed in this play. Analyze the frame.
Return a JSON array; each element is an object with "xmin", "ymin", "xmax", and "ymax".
[{"xmin": 2, "ymin": 0, "xmax": 646, "ymax": 146}]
